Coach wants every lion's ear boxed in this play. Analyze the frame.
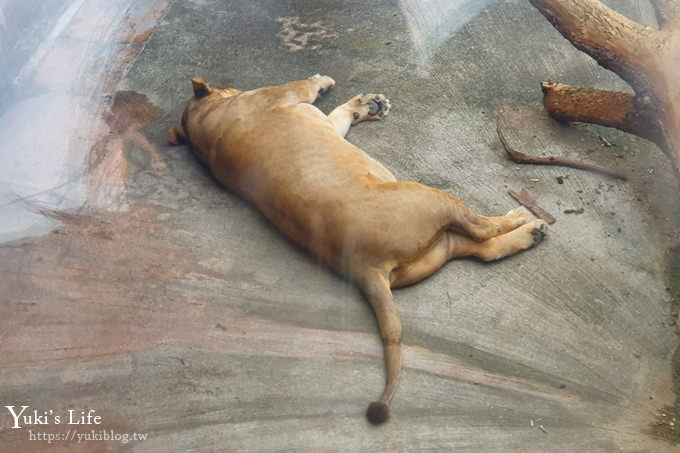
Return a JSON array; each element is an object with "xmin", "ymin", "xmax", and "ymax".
[{"xmin": 191, "ymin": 77, "xmax": 212, "ymax": 98}]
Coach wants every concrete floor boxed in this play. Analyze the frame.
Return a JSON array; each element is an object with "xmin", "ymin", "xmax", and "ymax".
[{"xmin": 1, "ymin": 0, "xmax": 679, "ymax": 451}]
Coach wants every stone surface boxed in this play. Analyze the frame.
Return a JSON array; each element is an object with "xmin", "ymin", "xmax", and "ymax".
[{"xmin": 1, "ymin": 0, "xmax": 679, "ymax": 451}]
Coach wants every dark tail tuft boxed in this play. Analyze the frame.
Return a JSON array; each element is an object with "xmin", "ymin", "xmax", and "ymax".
[{"xmin": 366, "ymin": 401, "xmax": 390, "ymax": 425}]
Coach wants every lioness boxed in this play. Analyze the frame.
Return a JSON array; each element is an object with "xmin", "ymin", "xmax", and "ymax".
[{"xmin": 169, "ymin": 75, "xmax": 548, "ymax": 424}]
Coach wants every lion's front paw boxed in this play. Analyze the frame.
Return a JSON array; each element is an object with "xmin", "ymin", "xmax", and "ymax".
[
  {"xmin": 310, "ymin": 74, "xmax": 335, "ymax": 92},
  {"xmin": 352, "ymin": 93, "xmax": 391, "ymax": 123}
]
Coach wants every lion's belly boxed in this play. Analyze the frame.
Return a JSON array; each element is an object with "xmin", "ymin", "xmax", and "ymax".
[{"xmin": 205, "ymin": 106, "xmax": 405, "ymax": 271}]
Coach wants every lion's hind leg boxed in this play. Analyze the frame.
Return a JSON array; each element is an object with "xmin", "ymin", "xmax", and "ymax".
[
  {"xmin": 450, "ymin": 219, "xmax": 548, "ymax": 263},
  {"xmin": 442, "ymin": 194, "xmax": 536, "ymax": 242},
  {"xmin": 477, "ymin": 206, "xmax": 537, "ymax": 236},
  {"xmin": 390, "ymin": 218, "xmax": 548, "ymax": 288},
  {"xmin": 390, "ymin": 232, "xmax": 453, "ymax": 288}
]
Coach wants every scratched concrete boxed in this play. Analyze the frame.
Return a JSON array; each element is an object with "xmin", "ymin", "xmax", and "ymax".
[{"xmin": 1, "ymin": 0, "xmax": 679, "ymax": 451}]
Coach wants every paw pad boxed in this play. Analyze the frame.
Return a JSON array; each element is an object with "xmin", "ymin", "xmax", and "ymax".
[
  {"xmin": 531, "ymin": 228, "xmax": 544, "ymax": 244},
  {"xmin": 530, "ymin": 220, "xmax": 548, "ymax": 244},
  {"xmin": 354, "ymin": 93, "xmax": 391, "ymax": 122}
]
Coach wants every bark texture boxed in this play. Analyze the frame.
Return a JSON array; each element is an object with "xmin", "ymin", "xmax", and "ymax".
[{"xmin": 529, "ymin": 0, "xmax": 680, "ymax": 178}]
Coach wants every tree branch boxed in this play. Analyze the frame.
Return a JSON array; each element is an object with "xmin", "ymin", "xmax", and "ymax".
[
  {"xmin": 507, "ymin": 189, "xmax": 556, "ymax": 224},
  {"xmin": 529, "ymin": 0, "xmax": 680, "ymax": 182},
  {"xmin": 540, "ymin": 82, "xmax": 658, "ymax": 142},
  {"xmin": 529, "ymin": 0, "xmax": 658, "ymax": 92},
  {"xmin": 497, "ymin": 125, "xmax": 627, "ymax": 181}
]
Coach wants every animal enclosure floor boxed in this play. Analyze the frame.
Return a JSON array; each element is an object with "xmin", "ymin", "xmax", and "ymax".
[{"xmin": 1, "ymin": 0, "xmax": 679, "ymax": 451}]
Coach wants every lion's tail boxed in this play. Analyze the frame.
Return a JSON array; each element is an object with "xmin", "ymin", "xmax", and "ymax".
[{"xmin": 359, "ymin": 269, "xmax": 402, "ymax": 425}]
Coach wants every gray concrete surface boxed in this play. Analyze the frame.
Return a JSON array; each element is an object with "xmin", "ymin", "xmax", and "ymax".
[{"xmin": 1, "ymin": 0, "xmax": 679, "ymax": 451}]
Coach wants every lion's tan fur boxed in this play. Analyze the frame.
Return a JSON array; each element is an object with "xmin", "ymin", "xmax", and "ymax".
[{"xmin": 169, "ymin": 75, "xmax": 548, "ymax": 424}]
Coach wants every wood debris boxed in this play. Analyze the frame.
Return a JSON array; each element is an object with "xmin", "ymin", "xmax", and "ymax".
[
  {"xmin": 497, "ymin": 125, "xmax": 627, "ymax": 181},
  {"xmin": 507, "ymin": 189, "xmax": 556, "ymax": 224}
]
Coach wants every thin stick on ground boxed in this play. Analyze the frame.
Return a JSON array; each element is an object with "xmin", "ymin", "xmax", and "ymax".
[
  {"xmin": 507, "ymin": 188, "xmax": 556, "ymax": 224},
  {"xmin": 497, "ymin": 125, "xmax": 627, "ymax": 181}
]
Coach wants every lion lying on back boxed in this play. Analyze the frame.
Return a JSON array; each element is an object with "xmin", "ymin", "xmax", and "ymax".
[{"xmin": 169, "ymin": 74, "xmax": 547, "ymax": 424}]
